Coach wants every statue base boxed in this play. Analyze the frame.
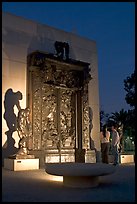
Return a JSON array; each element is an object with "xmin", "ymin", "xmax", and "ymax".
[
  {"xmin": 4, "ymin": 158, "xmax": 39, "ymax": 171},
  {"xmin": 75, "ymin": 149, "xmax": 96, "ymax": 163},
  {"xmin": 45, "ymin": 148, "xmax": 75, "ymax": 163},
  {"xmin": 8, "ymin": 154, "xmax": 35, "ymax": 159}
]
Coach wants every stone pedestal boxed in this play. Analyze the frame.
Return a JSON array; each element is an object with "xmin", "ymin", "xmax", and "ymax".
[
  {"xmin": 75, "ymin": 149, "xmax": 96, "ymax": 163},
  {"xmin": 85, "ymin": 150, "xmax": 96, "ymax": 163},
  {"xmin": 108, "ymin": 154, "xmax": 134, "ymax": 164},
  {"xmin": 120, "ymin": 154, "xmax": 134, "ymax": 163},
  {"xmin": 4, "ymin": 158, "xmax": 39, "ymax": 171},
  {"xmin": 8, "ymin": 154, "xmax": 35, "ymax": 159},
  {"xmin": 45, "ymin": 148, "xmax": 75, "ymax": 163},
  {"xmin": 75, "ymin": 149, "xmax": 85, "ymax": 162}
]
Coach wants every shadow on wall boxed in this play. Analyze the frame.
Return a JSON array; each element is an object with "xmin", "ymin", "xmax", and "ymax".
[
  {"xmin": 89, "ymin": 106, "xmax": 101, "ymax": 162},
  {"xmin": 2, "ymin": 88, "xmax": 23, "ymax": 166}
]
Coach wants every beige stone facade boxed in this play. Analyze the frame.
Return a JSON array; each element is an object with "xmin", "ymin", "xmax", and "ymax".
[{"xmin": 2, "ymin": 12, "xmax": 101, "ymax": 164}]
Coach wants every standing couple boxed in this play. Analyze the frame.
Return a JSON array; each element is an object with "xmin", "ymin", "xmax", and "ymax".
[{"xmin": 100, "ymin": 124, "xmax": 120, "ymax": 166}]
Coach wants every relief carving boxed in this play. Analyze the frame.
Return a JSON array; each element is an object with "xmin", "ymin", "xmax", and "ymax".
[
  {"xmin": 60, "ymin": 90, "xmax": 76, "ymax": 147},
  {"xmin": 32, "ymin": 72, "xmax": 42, "ymax": 150},
  {"xmin": 28, "ymin": 51, "xmax": 92, "ymax": 155},
  {"xmin": 82, "ymin": 84, "xmax": 90, "ymax": 149},
  {"xmin": 41, "ymin": 86, "xmax": 58, "ymax": 148},
  {"xmin": 42, "ymin": 67, "xmax": 82, "ymax": 88}
]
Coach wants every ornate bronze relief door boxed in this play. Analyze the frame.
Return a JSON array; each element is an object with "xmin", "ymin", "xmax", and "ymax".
[{"xmin": 27, "ymin": 51, "xmax": 92, "ymax": 163}]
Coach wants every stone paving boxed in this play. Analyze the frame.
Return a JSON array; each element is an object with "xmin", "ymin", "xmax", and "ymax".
[{"xmin": 2, "ymin": 163, "xmax": 135, "ymax": 202}]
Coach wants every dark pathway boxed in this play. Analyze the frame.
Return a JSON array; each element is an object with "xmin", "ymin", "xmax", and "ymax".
[{"xmin": 2, "ymin": 163, "xmax": 135, "ymax": 202}]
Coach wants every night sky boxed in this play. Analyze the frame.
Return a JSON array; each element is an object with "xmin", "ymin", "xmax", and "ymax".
[{"xmin": 2, "ymin": 2, "xmax": 135, "ymax": 114}]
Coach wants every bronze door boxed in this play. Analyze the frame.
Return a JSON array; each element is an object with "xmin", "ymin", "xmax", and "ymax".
[
  {"xmin": 27, "ymin": 51, "xmax": 91, "ymax": 163},
  {"xmin": 31, "ymin": 70, "xmax": 76, "ymax": 152}
]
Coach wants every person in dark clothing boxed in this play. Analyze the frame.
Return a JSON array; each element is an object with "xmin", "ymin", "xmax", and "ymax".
[
  {"xmin": 111, "ymin": 124, "xmax": 120, "ymax": 166},
  {"xmin": 100, "ymin": 125, "xmax": 110, "ymax": 164}
]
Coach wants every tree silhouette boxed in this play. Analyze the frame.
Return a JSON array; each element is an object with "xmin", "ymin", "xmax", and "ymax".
[{"xmin": 124, "ymin": 70, "xmax": 135, "ymax": 108}]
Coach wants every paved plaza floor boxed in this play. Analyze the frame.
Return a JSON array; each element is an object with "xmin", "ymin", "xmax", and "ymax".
[{"xmin": 2, "ymin": 163, "xmax": 135, "ymax": 202}]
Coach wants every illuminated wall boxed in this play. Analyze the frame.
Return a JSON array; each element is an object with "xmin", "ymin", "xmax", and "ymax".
[{"xmin": 2, "ymin": 12, "xmax": 100, "ymax": 161}]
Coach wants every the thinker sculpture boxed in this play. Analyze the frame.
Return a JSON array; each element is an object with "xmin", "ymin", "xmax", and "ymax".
[
  {"xmin": 54, "ymin": 41, "xmax": 69, "ymax": 60},
  {"xmin": 9, "ymin": 107, "xmax": 34, "ymax": 159}
]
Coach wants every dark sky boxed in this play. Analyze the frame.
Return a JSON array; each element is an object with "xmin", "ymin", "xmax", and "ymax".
[{"xmin": 2, "ymin": 2, "xmax": 135, "ymax": 114}]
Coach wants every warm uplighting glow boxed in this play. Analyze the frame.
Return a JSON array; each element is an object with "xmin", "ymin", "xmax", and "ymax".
[
  {"xmin": 46, "ymin": 173, "xmax": 63, "ymax": 182},
  {"xmin": 5, "ymin": 169, "xmax": 63, "ymax": 183},
  {"xmin": 35, "ymin": 170, "xmax": 63, "ymax": 182},
  {"xmin": 32, "ymin": 170, "xmax": 63, "ymax": 183}
]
